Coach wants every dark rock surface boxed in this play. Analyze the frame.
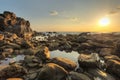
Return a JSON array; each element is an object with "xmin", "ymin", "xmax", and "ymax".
[
  {"xmin": 37, "ymin": 63, "xmax": 68, "ymax": 80},
  {"xmin": 0, "ymin": 64, "xmax": 27, "ymax": 79},
  {"xmin": 78, "ymin": 53, "xmax": 100, "ymax": 68},
  {"xmin": 50, "ymin": 57, "xmax": 77, "ymax": 72},
  {"xmin": 69, "ymin": 71, "xmax": 91, "ymax": 80},
  {"xmin": 0, "ymin": 11, "xmax": 33, "ymax": 38}
]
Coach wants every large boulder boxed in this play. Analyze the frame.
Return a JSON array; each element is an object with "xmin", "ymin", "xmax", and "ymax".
[
  {"xmin": 0, "ymin": 11, "xmax": 33, "ymax": 38},
  {"xmin": 50, "ymin": 57, "xmax": 77, "ymax": 71},
  {"xmin": 78, "ymin": 53, "xmax": 100, "ymax": 68},
  {"xmin": 37, "ymin": 63, "xmax": 68, "ymax": 80},
  {"xmin": 106, "ymin": 59, "xmax": 120, "ymax": 77}
]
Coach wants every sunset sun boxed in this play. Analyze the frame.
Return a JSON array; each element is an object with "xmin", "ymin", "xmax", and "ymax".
[{"xmin": 99, "ymin": 17, "xmax": 110, "ymax": 27}]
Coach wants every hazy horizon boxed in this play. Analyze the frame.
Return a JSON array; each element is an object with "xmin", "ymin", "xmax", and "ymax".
[{"xmin": 1, "ymin": 0, "xmax": 120, "ymax": 32}]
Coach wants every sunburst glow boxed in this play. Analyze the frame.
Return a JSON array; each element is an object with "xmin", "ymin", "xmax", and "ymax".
[{"xmin": 99, "ymin": 17, "xmax": 110, "ymax": 27}]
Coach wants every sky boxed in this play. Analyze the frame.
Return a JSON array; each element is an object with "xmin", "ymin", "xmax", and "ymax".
[{"xmin": 0, "ymin": 0, "xmax": 120, "ymax": 32}]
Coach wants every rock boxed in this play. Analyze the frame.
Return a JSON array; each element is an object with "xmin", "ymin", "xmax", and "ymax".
[
  {"xmin": 68, "ymin": 71, "xmax": 91, "ymax": 80},
  {"xmin": 0, "ymin": 64, "xmax": 27, "ymax": 79},
  {"xmin": 0, "ymin": 40, "xmax": 6, "ymax": 47},
  {"xmin": 20, "ymin": 49, "xmax": 35, "ymax": 55},
  {"xmin": 0, "ymin": 11, "xmax": 33, "ymax": 37},
  {"xmin": 4, "ymin": 48, "xmax": 14, "ymax": 54},
  {"xmin": 78, "ymin": 53, "xmax": 100, "ymax": 68},
  {"xmin": 20, "ymin": 40, "xmax": 34, "ymax": 49},
  {"xmin": 106, "ymin": 59, "xmax": 120, "ymax": 77},
  {"xmin": 87, "ymin": 68, "xmax": 116, "ymax": 80},
  {"xmin": 99, "ymin": 48, "xmax": 113, "ymax": 57},
  {"xmin": 37, "ymin": 63, "xmax": 68, "ymax": 80},
  {"xmin": 113, "ymin": 41, "xmax": 120, "ymax": 57},
  {"xmin": 76, "ymin": 36, "xmax": 88, "ymax": 43},
  {"xmin": 6, "ymin": 43, "xmax": 21, "ymax": 49},
  {"xmin": 11, "ymin": 33, "xmax": 18, "ymax": 39},
  {"xmin": 35, "ymin": 47, "xmax": 50, "ymax": 63},
  {"xmin": 104, "ymin": 55, "xmax": 120, "ymax": 61},
  {"xmin": 47, "ymin": 42, "xmax": 59, "ymax": 51},
  {"xmin": 79, "ymin": 43, "xmax": 91, "ymax": 50},
  {"xmin": 7, "ymin": 78, "xmax": 23, "ymax": 80},
  {"xmin": 50, "ymin": 57, "xmax": 77, "ymax": 71},
  {"xmin": 58, "ymin": 41, "xmax": 72, "ymax": 52},
  {"xmin": 23, "ymin": 55, "xmax": 41, "ymax": 68},
  {"xmin": 87, "ymin": 40, "xmax": 112, "ymax": 48},
  {"xmin": 25, "ymin": 72, "xmax": 38, "ymax": 80},
  {"xmin": 0, "ymin": 34, "xmax": 4, "ymax": 40}
]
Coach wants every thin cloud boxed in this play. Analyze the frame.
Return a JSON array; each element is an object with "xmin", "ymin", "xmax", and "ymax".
[
  {"xmin": 50, "ymin": 10, "xmax": 58, "ymax": 16},
  {"xmin": 108, "ymin": 6, "xmax": 120, "ymax": 15},
  {"xmin": 70, "ymin": 17, "xmax": 79, "ymax": 22},
  {"xmin": 109, "ymin": 10, "xmax": 118, "ymax": 15}
]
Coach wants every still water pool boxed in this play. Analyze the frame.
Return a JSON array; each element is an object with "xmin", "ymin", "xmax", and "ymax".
[{"xmin": 0, "ymin": 50, "xmax": 79, "ymax": 66}]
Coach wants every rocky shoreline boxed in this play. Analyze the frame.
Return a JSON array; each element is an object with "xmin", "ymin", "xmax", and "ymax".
[{"xmin": 0, "ymin": 11, "xmax": 120, "ymax": 80}]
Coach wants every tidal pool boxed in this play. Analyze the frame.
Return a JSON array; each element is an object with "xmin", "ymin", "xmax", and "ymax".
[{"xmin": 0, "ymin": 50, "xmax": 79, "ymax": 66}]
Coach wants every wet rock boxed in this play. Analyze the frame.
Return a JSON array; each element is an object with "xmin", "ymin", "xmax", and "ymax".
[
  {"xmin": 106, "ymin": 59, "xmax": 120, "ymax": 77},
  {"xmin": 0, "ymin": 40, "xmax": 6, "ymax": 47},
  {"xmin": 58, "ymin": 41, "xmax": 72, "ymax": 52},
  {"xmin": 68, "ymin": 71, "xmax": 91, "ymax": 80},
  {"xmin": 0, "ymin": 34, "xmax": 4, "ymax": 40},
  {"xmin": 35, "ymin": 47, "xmax": 50, "ymax": 63},
  {"xmin": 0, "ymin": 64, "xmax": 27, "ymax": 79},
  {"xmin": 37, "ymin": 63, "xmax": 68, "ymax": 80},
  {"xmin": 4, "ymin": 48, "xmax": 14, "ymax": 53},
  {"xmin": 6, "ymin": 78, "xmax": 23, "ymax": 80},
  {"xmin": 25, "ymin": 72, "xmax": 38, "ymax": 80},
  {"xmin": 87, "ymin": 68, "xmax": 116, "ymax": 80},
  {"xmin": 23, "ymin": 55, "xmax": 41, "ymax": 68},
  {"xmin": 78, "ymin": 53, "xmax": 100, "ymax": 68},
  {"xmin": 104, "ymin": 55, "xmax": 120, "ymax": 61},
  {"xmin": 99, "ymin": 48, "xmax": 113, "ymax": 57},
  {"xmin": 79, "ymin": 43, "xmax": 91, "ymax": 50},
  {"xmin": 0, "ymin": 11, "xmax": 33, "ymax": 37},
  {"xmin": 20, "ymin": 49, "xmax": 35, "ymax": 55},
  {"xmin": 47, "ymin": 42, "xmax": 59, "ymax": 51},
  {"xmin": 76, "ymin": 36, "xmax": 88, "ymax": 43},
  {"xmin": 87, "ymin": 40, "xmax": 112, "ymax": 48},
  {"xmin": 113, "ymin": 41, "xmax": 120, "ymax": 57},
  {"xmin": 50, "ymin": 57, "xmax": 77, "ymax": 71},
  {"xmin": 20, "ymin": 40, "xmax": 34, "ymax": 49},
  {"xmin": 6, "ymin": 43, "xmax": 21, "ymax": 49}
]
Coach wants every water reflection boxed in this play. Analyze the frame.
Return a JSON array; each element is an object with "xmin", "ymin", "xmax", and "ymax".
[
  {"xmin": 50, "ymin": 50, "xmax": 79, "ymax": 63},
  {"xmin": 0, "ymin": 50, "xmax": 79, "ymax": 66},
  {"xmin": 0, "ymin": 55, "xmax": 25, "ymax": 66}
]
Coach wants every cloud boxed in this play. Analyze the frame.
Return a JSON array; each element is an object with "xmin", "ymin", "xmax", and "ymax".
[
  {"xmin": 108, "ymin": 6, "xmax": 120, "ymax": 15},
  {"xmin": 109, "ymin": 10, "xmax": 118, "ymax": 15},
  {"xmin": 50, "ymin": 10, "xmax": 58, "ymax": 16},
  {"xmin": 70, "ymin": 17, "xmax": 79, "ymax": 22}
]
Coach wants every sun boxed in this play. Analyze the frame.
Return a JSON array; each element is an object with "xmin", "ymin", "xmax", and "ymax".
[{"xmin": 99, "ymin": 17, "xmax": 110, "ymax": 27}]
